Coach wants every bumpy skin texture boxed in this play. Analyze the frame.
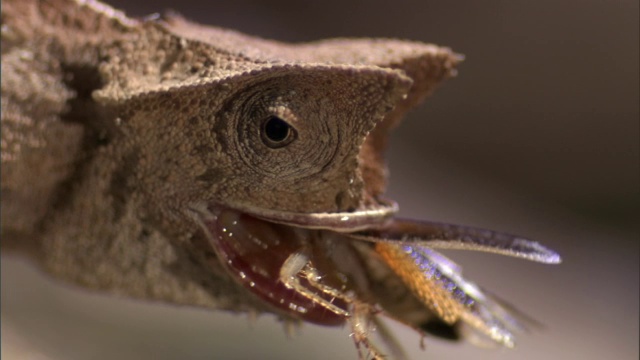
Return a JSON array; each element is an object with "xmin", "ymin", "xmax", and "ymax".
[{"xmin": 1, "ymin": 0, "xmax": 460, "ymax": 315}]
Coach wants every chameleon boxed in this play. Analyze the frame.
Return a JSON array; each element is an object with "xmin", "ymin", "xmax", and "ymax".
[{"xmin": 1, "ymin": 0, "xmax": 561, "ymax": 358}]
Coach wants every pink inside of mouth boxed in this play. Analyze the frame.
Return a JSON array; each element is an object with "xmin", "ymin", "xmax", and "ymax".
[{"xmin": 202, "ymin": 208, "xmax": 347, "ymax": 326}]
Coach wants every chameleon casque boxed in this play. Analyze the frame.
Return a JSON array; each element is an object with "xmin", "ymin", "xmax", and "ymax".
[{"xmin": 1, "ymin": 0, "xmax": 561, "ymax": 358}]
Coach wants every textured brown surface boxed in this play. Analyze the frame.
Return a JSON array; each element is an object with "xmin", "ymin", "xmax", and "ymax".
[{"xmin": 1, "ymin": 0, "xmax": 458, "ymax": 323}]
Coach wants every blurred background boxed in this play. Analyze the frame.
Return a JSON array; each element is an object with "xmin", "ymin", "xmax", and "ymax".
[{"xmin": 2, "ymin": 0, "xmax": 638, "ymax": 359}]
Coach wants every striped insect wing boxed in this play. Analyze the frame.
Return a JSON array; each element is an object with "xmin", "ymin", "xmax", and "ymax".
[{"xmin": 376, "ymin": 243, "xmax": 522, "ymax": 347}]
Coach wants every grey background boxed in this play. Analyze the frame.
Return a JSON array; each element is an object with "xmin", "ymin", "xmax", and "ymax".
[{"xmin": 2, "ymin": 0, "xmax": 638, "ymax": 359}]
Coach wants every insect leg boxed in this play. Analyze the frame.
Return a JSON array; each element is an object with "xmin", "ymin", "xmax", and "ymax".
[{"xmin": 279, "ymin": 252, "xmax": 351, "ymax": 317}]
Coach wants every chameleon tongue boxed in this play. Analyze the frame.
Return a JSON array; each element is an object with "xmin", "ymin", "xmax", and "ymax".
[{"xmin": 200, "ymin": 208, "xmax": 347, "ymax": 326}]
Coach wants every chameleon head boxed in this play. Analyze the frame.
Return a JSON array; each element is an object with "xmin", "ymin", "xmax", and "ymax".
[
  {"xmin": 93, "ymin": 27, "xmax": 460, "ymax": 227},
  {"xmin": 100, "ymin": 61, "xmax": 413, "ymax": 225}
]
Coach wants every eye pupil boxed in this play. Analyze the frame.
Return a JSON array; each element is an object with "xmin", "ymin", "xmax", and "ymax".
[
  {"xmin": 261, "ymin": 116, "xmax": 295, "ymax": 147},
  {"xmin": 264, "ymin": 116, "xmax": 289, "ymax": 142}
]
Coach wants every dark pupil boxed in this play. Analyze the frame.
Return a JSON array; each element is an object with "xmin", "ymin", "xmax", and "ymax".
[{"xmin": 263, "ymin": 116, "xmax": 290, "ymax": 142}]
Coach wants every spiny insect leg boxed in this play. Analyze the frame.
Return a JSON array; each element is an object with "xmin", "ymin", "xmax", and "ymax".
[{"xmin": 279, "ymin": 252, "xmax": 350, "ymax": 317}]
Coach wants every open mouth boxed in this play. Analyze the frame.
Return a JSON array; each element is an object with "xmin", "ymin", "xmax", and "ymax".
[
  {"xmin": 193, "ymin": 201, "xmax": 561, "ymax": 346},
  {"xmin": 199, "ymin": 207, "xmax": 352, "ymax": 326}
]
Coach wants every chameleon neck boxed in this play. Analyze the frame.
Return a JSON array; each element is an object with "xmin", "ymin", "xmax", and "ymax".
[{"xmin": 1, "ymin": 0, "xmax": 134, "ymax": 251}]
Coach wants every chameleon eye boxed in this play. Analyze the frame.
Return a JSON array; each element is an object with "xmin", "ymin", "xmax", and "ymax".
[{"xmin": 261, "ymin": 115, "xmax": 296, "ymax": 148}]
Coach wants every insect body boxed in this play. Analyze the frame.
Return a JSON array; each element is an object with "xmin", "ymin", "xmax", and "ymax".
[{"xmin": 1, "ymin": 1, "xmax": 560, "ymax": 359}]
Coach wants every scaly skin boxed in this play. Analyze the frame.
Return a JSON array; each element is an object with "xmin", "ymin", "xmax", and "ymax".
[{"xmin": 1, "ymin": 0, "xmax": 459, "ymax": 320}]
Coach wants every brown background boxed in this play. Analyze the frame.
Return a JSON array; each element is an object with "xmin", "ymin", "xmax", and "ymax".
[{"xmin": 2, "ymin": 1, "xmax": 638, "ymax": 359}]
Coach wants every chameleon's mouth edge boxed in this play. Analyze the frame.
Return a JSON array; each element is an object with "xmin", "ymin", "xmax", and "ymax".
[{"xmin": 217, "ymin": 198, "xmax": 399, "ymax": 232}]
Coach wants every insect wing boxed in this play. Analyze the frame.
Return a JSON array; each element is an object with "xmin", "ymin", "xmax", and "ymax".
[
  {"xmin": 351, "ymin": 218, "xmax": 561, "ymax": 264},
  {"xmin": 393, "ymin": 244, "xmax": 522, "ymax": 347}
]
